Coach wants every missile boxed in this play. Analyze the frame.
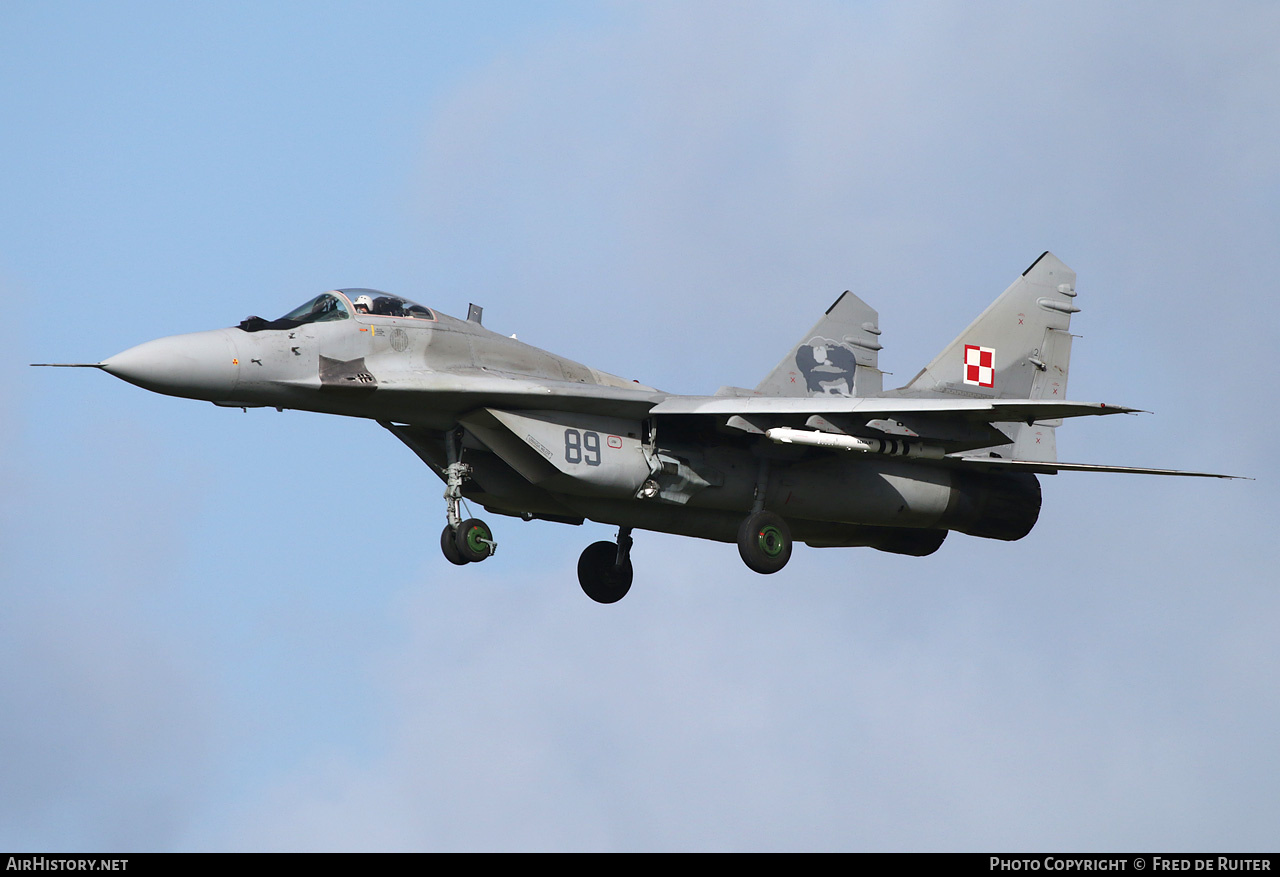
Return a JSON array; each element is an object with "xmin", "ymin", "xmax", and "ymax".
[{"xmin": 764, "ymin": 427, "xmax": 945, "ymax": 459}]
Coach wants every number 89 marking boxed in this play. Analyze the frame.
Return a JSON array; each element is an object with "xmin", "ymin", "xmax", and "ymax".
[{"xmin": 564, "ymin": 429, "xmax": 601, "ymax": 466}]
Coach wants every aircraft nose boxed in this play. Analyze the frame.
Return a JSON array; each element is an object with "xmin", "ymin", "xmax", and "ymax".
[{"xmin": 102, "ymin": 329, "xmax": 240, "ymax": 400}]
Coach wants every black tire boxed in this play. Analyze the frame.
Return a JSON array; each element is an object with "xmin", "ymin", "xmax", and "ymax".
[
  {"xmin": 737, "ymin": 510, "xmax": 792, "ymax": 574},
  {"xmin": 454, "ymin": 517, "xmax": 494, "ymax": 562},
  {"xmin": 577, "ymin": 541, "xmax": 633, "ymax": 604},
  {"xmin": 441, "ymin": 524, "xmax": 470, "ymax": 565}
]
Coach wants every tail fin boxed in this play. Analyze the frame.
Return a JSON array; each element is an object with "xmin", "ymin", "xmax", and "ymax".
[
  {"xmin": 756, "ymin": 290, "xmax": 884, "ymax": 397},
  {"xmin": 901, "ymin": 252, "xmax": 1077, "ymax": 403},
  {"xmin": 898, "ymin": 252, "xmax": 1078, "ymax": 463}
]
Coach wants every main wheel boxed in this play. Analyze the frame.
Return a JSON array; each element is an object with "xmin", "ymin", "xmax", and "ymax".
[
  {"xmin": 577, "ymin": 541, "xmax": 633, "ymax": 604},
  {"xmin": 737, "ymin": 510, "xmax": 792, "ymax": 574},
  {"xmin": 441, "ymin": 524, "xmax": 470, "ymax": 565},
  {"xmin": 454, "ymin": 517, "xmax": 494, "ymax": 562}
]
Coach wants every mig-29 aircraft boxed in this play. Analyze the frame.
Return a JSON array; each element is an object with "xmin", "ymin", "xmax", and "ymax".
[{"xmin": 36, "ymin": 253, "xmax": 1240, "ymax": 603}]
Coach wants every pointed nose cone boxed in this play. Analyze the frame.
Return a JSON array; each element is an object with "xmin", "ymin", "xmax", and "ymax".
[{"xmin": 103, "ymin": 329, "xmax": 240, "ymax": 400}]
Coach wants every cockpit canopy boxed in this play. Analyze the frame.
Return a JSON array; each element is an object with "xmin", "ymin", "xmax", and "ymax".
[
  {"xmin": 238, "ymin": 289, "xmax": 435, "ymax": 332},
  {"xmin": 337, "ymin": 289, "xmax": 434, "ymax": 320}
]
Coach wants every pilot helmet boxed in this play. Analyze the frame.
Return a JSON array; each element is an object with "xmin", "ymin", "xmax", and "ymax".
[{"xmin": 353, "ymin": 294, "xmax": 374, "ymax": 313}]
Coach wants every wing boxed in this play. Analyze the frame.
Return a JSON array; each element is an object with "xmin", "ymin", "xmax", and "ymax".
[
  {"xmin": 370, "ymin": 373, "xmax": 1242, "ymax": 480},
  {"xmin": 647, "ymin": 394, "xmax": 1246, "ymax": 479}
]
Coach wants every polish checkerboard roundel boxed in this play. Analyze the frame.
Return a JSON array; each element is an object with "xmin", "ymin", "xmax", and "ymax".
[{"xmin": 963, "ymin": 344, "xmax": 995, "ymax": 387}]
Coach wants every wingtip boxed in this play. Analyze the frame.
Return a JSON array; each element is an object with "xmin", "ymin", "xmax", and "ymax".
[{"xmin": 1092, "ymin": 402, "xmax": 1148, "ymax": 415}]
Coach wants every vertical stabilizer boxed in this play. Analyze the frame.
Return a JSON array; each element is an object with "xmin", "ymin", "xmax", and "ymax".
[
  {"xmin": 900, "ymin": 251, "xmax": 1077, "ymax": 403},
  {"xmin": 756, "ymin": 290, "xmax": 884, "ymax": 397},
  {"xmin": 897, "ymin": 252, "xmax": 1080, "ymax": 463}
]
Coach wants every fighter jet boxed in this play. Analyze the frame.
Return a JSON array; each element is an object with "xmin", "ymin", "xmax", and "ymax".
[{"xmin": 36, "ymin": 253, "xmax": 1241, "ymax": 603}]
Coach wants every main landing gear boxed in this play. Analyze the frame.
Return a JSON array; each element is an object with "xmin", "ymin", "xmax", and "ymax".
[
  {"xmin": 438, "ymin": 430, "xmax": 495, "ymax": 565},
  {"xmin": 578, "ymin": 527, "xmax": 633, "ymax": 604},
  {"xmin": 575, "ymin": 509, "xmax": 792, "ymax": 604},
  {"xmin": 735, "ymin": 458, "xmax": 792, "ymax": 574},
  {"xmin": 736, "ymin": 510, "xmax": 792, "ymax": 574}
]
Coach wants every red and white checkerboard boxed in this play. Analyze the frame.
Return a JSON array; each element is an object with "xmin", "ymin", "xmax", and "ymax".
[{"xmin": 963, "ymin": 344, "xmax": 995, "ymax": 387}]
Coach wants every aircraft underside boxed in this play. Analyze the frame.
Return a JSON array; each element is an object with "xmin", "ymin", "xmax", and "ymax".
[{"xmin": 384, "ymin": 418, "xmax": 1042, "ymax": 602}]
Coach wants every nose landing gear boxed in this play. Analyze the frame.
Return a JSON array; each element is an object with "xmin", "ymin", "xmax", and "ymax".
[
  {"xmin": 578, "ymin": 527, "xmax": 634, "ymax": 604},
  {"xmin": 438, "ymin": 429, "xmax": 495, "ymax": 565}
]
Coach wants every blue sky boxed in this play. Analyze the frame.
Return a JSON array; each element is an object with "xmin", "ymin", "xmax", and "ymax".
[{"xmin": 2, "ymin": 0, "xmax": 1276, "ymax": 851}]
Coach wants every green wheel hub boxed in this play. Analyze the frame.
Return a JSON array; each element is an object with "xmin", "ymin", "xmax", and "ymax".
[
  {"xmin": 757, "ymin": 525, "xmax": 786, "ymax": 557},
  {"xmin": 454, "ymin": 517, "xmax": 494, "ymax": 562},
  {"xmin": 464, "ymin": 524, "xmax": 489, "ymax": 552}
]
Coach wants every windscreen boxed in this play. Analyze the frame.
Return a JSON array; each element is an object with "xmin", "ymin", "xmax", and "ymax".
[{"xmin": 278, "ymin": 293, "xmax": 350, "ymax": 324}]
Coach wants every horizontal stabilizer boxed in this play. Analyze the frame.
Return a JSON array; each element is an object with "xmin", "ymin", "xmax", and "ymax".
[{"xmin": 952, "ymin": 457, "xmax": 1249, "ymax": 479}]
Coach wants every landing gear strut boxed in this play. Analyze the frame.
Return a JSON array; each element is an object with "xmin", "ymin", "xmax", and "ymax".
[
  {"xmin": 439, "ymin": 428, "xmax": 495, "ymax": 564},
  {"xmin": 578, "ymin": 527, "xmax": 634, "ymax": 604}
]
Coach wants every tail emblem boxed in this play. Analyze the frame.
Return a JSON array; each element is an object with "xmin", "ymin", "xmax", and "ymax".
[
  {"xmin": 963, "ymin": 344, "xmax": 995, "ymax": 388},
  {"xmin": 796, "ymin": 338, "xmax": 858, "ymax": 395}
]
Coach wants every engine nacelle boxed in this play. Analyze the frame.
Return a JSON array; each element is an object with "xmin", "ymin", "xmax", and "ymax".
[
  {"xmin": 754, "ymin": 457, "xmax": 1042, "ymax": 542},
  {"xmin": 938, "ymin": 470, "xmax": 1042, "ymax": 541}
]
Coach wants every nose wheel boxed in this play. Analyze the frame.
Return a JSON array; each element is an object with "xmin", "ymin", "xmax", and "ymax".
[
  {"xmin": 578, "ymin": 528, "xmax": 634, "ymax": 603},
  {"xmin": 441, "ymin": 524, "xmax": 470, "ymax": 565},
  {"xmin": 453, "ymin": 517, "xmax": 495, "ymax": 562},
  {"xmin": 440, "ymin": 518, "xmax": 496, "ymax": 564}
]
